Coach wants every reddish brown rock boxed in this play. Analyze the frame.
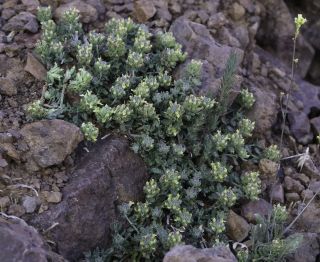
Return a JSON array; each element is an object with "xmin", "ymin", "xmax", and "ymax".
[
  {"xmin": 0, "ymin": 77, "xmax": 17, "ymax": 96},
  {"xmin": 285, "ymin": 192, "xmax": 300, "ymax": 202},
  {"xmin": 20, "ymin": 120, "xmax": 83, "ymax": 171},
  {"xmin": 269, "ymin": 183, "xmax": 285, "ymax": 203},
  {"xmin": 30, "ymin": 135, "xmax": 149, "ymax": 260},
  {"xmin": 54, "ymin": 0, "xmax": 98, "ymax": 23},
  {"xmin": 24, "ymin": 53, "xmax": 47, "ymax": 81},
  {"xmin": 247, "ymin": 84, "xmax": 278, "ymax": 135},
  {"xmin": 226, "ymin": 210, "xmax": 250, "ymax": 242},
  {"xmin": 259, "ymin": 158, "xmax": 279, "ymax": 176},
  {"xmin": 133, "ymin": 0, "xmax": 157, "ymax": 23},
  {"xmin": 284, "ymin": 176, "xmax": 305, "ymax": 193},
  {"xmin": 170, "ymin": 18, "xmax": 244, "ymax": 99},
  {"xmin": 241, "ymin": 198, "xmax": 272, "ymax": 223},
  {"xmin": 229, "ymin": 2, "xmax": 246, "ymax": 21}
]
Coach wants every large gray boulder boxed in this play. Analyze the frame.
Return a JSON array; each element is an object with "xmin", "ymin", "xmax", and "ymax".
[
  {"xmin": 0, "ymin": 218, "xmax": 66, "ymax": 262},
  {"xmin": 30, "ymin": 135, "xmax": 149, "ymax": 260}
]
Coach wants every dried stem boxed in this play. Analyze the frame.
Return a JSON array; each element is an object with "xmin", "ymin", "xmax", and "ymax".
[
  {"xmin": 280, "ymin": 35, "xmax": 297, "ymax": 152},
  {"xmin": 284, "ymin": 187, "xmax": 320, "ymax": 234}
]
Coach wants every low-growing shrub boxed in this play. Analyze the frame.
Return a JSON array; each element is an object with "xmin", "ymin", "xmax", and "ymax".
[{"xmin": 28, "ymin": 6, "xmax": 292, "ymax": 261}]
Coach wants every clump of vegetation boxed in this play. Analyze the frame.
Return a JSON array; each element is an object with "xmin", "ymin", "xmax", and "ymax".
[
  {"xmin": 30, "ymin": 6, "xmax": 300, "ymax": 261},
  {"xmin": 236, "ymin": 204, "xmax": 303, "ymax": 262},
  {"xmin": 263, "ymin": 145, "xmax": 281, "ymax": 162}
]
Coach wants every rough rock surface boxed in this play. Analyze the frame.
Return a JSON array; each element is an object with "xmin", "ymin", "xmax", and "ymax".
[
  {"xmin": 133, "ymin": 0, "xmax": 157, "ymax": 23},
  {"xmin": 170, "ymin": 18, "xmax": 244, "ymax": 98},
  {"xmin": 226, "ymin": 210, "xmax": 250, "ymax": 242},
  {"xmin": 247, "ymin": 84, "xmax": 278, "ymax": 135},
  {"xmin": 0, "ymin": 138, "xmax": 21, "ymax": 162},
  {"xmin": 286, "ymin": 233, "xmax": 320, "ymax": 262},
  {"xmin": 20, "ymin": 120, "xmax": 83, "ymax": 171},
  {"xmin": 259, "ymin": 158, "xmax": 278, "ymax": 176},
  {"xmin": 288, "ymin": 111, "xmax": 313, "ymax": 145},
  {"xmin": 0, "ymin": 218, "xmax": 66, "ymax": 262},
  {"xmin": 54, "ymin": 0, "xmax": 98, "ymax": 23},
  {"xmin": 22, "ymin": 0, "xmax": 40, "ymax": 8},
  {"xmin": 310, "ymin": 116, "xmax": 320, "ymax": 135},
  {"xmin": 257, "ymin": 0, "xmax": 315, "ymax": 78},
  {"xmin": 284, "ymin": 176, "xmax": 305, "ymax": 193},
  {"xmin": 163, "ymin": 245, "xmax": 237, "ymax": 262},
  {"xmin": 241, "ymin": 198, "xmax": 272, "ymax": 223},
  {"xmin": 3, "ymin": 11, "xmax": 39, "ymax": 33},
  {"xmin": 24, "ymin": 53, "xmax": 47, "ymax": 81},
  {"xmin": 290, "ymin": 80, "xmax": 320, "ymax": 142},
  {"xmin": 269, "ymin": 183, "xmax": 285, "ymax": 203},
  {"xmin": 22, "ymin": 196, "xmax": 39, "ymax": 213},
  {"xmin": 85, "ymin": 0, "xmax": 105, "ymax": 17},
  {"xmin": 30, "ymin": 135, "xmax": 149, "ymax": 260},
  {"xmin": 286, "ymin": 192, "xmax": 300, "ymax": 202},
  {"xmin": 0, "ymin": 77, "xmax": 17, "ymax": 96},
  {"xmin": 0, "ymin": 196, "xmax": 10, "ymax": 208},
  {"xmin": 302, "ymin": 159, "xmax": 320, "ymax": 179},
  {"xmin": 294, "ymin": 202, "xmax": 320, "ymax": 233}
]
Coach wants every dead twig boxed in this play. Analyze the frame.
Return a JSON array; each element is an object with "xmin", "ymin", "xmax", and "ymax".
[
  {"xmin": 284, "ymin": 187, "xmax": 320, "ymax": 234},
  {"xmin": 8, "ymin": 184, "xmax": 39, "ymax": 197}
]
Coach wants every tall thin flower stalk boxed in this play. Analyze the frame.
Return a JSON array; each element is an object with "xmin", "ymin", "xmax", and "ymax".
[{"xmin": 279, "ymin": 14, "xmax": 307, "ymax": 151}]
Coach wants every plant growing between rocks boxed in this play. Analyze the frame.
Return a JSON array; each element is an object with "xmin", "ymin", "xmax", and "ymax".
[
  {"xmin": 235, "ymin": 13, "xmax": 308, "ymax": 262},
  {"xmin": 236, "ymin": 13, "xmax": 309, "ymax": 262},
  {"xmin": 235, "ymin": 204, "xmax": 303, "ymax": 262},
  {"xmin": 28, "ymin": 6, "xmax": 301, "ymax": 261}
]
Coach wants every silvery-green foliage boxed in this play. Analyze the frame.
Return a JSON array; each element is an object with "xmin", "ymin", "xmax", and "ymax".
[
  {"xmin": 246, "ymin": 205, "xmax": 303, "ymax": 262},
  {"xmin": 30, "ymin": 8, "xmax": 262, "ymax": 261},
  {"xmin": 263, "ymin": 145, "xmax": 281, "ymax": 162},
  {"xmin": 81, "ymin": 122, "xmax": 99, "ymax": 142}
]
